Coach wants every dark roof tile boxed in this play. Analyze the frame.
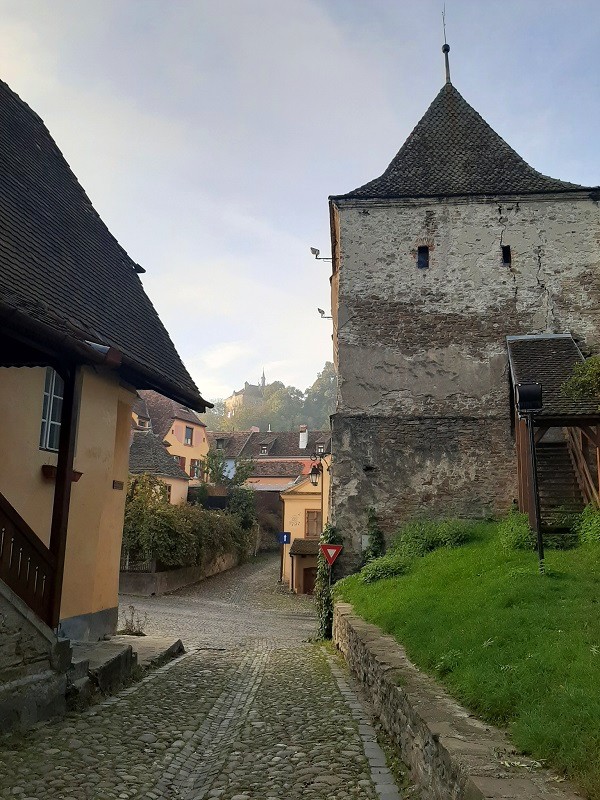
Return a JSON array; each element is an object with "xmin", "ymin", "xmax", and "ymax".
[
  {"xmin": 129, "ymin": 431, "xmax": 190, "ymax": 480},
  {"xmin": 289, "ymin": 539, "xmax": 320, "ymax": 556},
  {"xmin": 507, "ymin": 335, "xmax": 600, "ymax": 418},
  {"xmin": 333, "ymin": 84, "xmax": 592, "ymax": 201},
  {"xmin": 0, "ymin": 79, "xmax": 209, "ymax": 410},
  {"xmin": 140, "ymin": 390, "xmax": 207, "ymax": 439}
]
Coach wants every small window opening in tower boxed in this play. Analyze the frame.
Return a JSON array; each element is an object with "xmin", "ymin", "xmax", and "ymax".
[
  {"xmin": 501, "ymin": 245, "xmax": 512, "ymax": 266},
  {"xmin": 417, "ymin": 246, "xmax": 429, "ymax": 269}
]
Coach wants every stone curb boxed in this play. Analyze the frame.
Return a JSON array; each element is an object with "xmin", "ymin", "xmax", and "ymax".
[{"xmin": 333, "ymin": 603, "xmax": 581, "ymax": 800}]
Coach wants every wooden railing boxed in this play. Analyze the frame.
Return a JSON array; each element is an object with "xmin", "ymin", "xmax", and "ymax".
[
  {"xmin": 0, "ymin": 491, "xmax": 56, "ymax": 627},
  {"xmin": 564, "ymin": 428, "xmax": 600, "ymax": 508}
]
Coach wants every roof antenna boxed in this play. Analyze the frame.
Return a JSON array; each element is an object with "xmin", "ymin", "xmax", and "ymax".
[{"xmin": 442, "ymin": 5, "xmax": 451, "ymax": 84}]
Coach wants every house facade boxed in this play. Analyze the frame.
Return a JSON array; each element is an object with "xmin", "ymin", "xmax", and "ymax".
[
  {"xmin": 138, "ymin": 390, "xmax": 208, "ymax": 485},
  {"xmin": 280, "ymin": 455, "xmax": 331, "ymax": 594},
  {"xmin": 0, "ymin": 76, "xmax": 209, "ymax": 729},
  {"xmin": 129, "ymin": 430, "xmax": 190, "ymax": 504},
  {"xmin": 329, "ymin": 53, "xmax": 600, "ymax": 570}
]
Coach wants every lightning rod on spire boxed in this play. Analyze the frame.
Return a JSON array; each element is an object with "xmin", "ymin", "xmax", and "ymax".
[{"xmin": 442, "ymin": 6, "xmax": 451, "ymax": 84}]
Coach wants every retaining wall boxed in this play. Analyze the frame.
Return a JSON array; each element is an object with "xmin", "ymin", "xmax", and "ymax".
[
  {"xmin": 119, "ymin": 551, "xmax": 240, "ymax": 596},
  {"xmin": 333, "ymin": 603, "xmax": 580, "ymax": 800}
]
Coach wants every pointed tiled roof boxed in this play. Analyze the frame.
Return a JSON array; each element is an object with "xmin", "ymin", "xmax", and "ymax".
[
  {"xmin": 333, "ymin": 84, "xmax": 591, "ymax": 201},
  {"xmin": 0, "ymin": 78, "xmax": 210, "ymax": 410},
  {"xmin": 139, "ymin": 390, "xmax": 206, "ymax": 439}
]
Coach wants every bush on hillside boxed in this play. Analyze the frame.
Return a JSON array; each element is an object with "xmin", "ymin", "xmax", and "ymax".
[
  {"xmin": 392, "ymin": 518, "xmax": 473, "ymax": 558},
  {"xmin": 497, "ymin": 508, "xmax": 534, "ymax": 551},
  {"xmin": 360, "ymin": 552, "xmax": 412, "ymax": 584},
  {"xmin": 575, "ymin": 504, "xmax": 600, "ymax": 545}
]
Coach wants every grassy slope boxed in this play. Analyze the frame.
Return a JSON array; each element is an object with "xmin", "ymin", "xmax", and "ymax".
[{"xmin": 336, "ymin": 525, "xmax": 600, "ymax": 798}]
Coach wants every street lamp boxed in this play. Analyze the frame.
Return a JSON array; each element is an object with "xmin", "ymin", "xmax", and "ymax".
[
  {"xmin": 515, "ymin": 382, "xmax": 544, "ymax": 574},
  {"xmin": 309, "ymin": 461, "xmax": 322, "ymax": 486}
]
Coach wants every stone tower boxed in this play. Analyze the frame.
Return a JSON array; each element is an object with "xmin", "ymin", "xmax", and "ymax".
[{"xmin": 328, "ymin": 56, "xmax": 600, "ymax": 568}]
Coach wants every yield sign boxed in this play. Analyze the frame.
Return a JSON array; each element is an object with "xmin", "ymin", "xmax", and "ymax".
[{"xmin": 320, "ymin": 544, "xmax": 343, "ymax": 566}]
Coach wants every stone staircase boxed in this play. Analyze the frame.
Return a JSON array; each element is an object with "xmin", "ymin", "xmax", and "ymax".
[
  {"xmin": 536, "ymin": 441, "xmax": 585, "ymax": 531},
  {"xmin": 0, "ymin": 579, "xmax": 71, "ymax": 733}
]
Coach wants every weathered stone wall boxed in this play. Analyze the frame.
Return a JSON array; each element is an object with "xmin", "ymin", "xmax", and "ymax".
[
  {"xmin": 0, "ymin": 581, "xmax": 71, "ymax": 732},
  {"xmin": 331, "ymin": 414, "xmax": 517, "ymax": 566},
  {"xmin": 330, "ymin": 193, "xmax": 600, "ymax": 562},
  {"xmin": 333, "ymin": 603, "xmax": 580, "ymax": 800},
  {"xmin": 334, "ymin": 194, "xmax": 600, "ymax": 417}
]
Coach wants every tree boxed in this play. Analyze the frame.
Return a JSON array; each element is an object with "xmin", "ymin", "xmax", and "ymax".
[
  {"xmin": 303, "ymin": 362, "xmax": 336, "ymax": 429},
  {"xmin": 198, "ymin": 362, "xmax": 337, "ymax": 432},
  {"xmin": 563, "ymin": 357, "xmax": 600, "ymax": 407},
  {"xmin": 201, "ymin": 449, "xmax": 255, "ymax": 487}
]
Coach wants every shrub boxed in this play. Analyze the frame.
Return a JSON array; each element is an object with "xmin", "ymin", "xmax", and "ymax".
[
  {"xmin": 576, "ymin": 504, "xmax": 600, "ymax": 545},
  {"xmin": 392, "ymin": 518, "xmax": 473, "ymax": 558},
  {"xmin": 498, "ymin": 508, "xmax": 534, "ymax": 551},
  {"xmin": 361, "ymin": 507, "xmax": 386, "ymax": 565},
  {"xmin": 122, "ymin": 474, "xmax": 251, "ymax": 569},
  {"xmin": 315, "ymin": 523, "xmax": 343, "ymax": 639},
  {"xmin": 360, "ymin": 552, "xmax": 412, "ymax": 584}
]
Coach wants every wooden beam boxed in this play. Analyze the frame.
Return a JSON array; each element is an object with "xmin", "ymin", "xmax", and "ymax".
[
  {"xmin": 49, "ymin": 365, "xmax": 82, "ymax": 629},
  {"xmin": 534, "ymin": 427, "xmax": 549, "ymax": 444},
  {"xmin": 579, "ymin": 426, "xmax": 600, "ymax": 446}
]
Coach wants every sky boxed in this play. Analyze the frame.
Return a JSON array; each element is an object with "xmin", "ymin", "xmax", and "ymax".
[{"xmin": 0, "ymin": 0, "xmax": 599, "ymax": 401}]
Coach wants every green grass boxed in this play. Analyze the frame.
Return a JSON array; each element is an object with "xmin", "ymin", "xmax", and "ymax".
[{"xmin": 335, "ymin": 523, "xmax": 600, "ymax": 798}]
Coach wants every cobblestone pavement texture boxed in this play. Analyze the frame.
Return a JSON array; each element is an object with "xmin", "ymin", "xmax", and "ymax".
[{"xmin": 0, "ymin": 554, "xmax": 403, "ymax": 799}]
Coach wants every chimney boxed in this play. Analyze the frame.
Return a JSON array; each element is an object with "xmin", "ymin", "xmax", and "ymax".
[{"xmin": 299, "ymin": 425, "xmax": 308, "ymax": 450}]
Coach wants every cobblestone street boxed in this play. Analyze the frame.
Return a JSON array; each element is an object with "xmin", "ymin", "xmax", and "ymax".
[{"xmin": 0, "ymin": 554, "xmax": 403, "ymax": 799}]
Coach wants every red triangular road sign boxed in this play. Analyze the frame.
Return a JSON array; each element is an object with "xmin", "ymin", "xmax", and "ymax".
[{"xmin": 320, "ymin": 544, "xmax": 343, "ymax": 566}]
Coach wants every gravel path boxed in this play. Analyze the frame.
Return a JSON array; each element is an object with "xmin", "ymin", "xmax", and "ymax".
[{"xmin": 0, "ymin": 554, "xmax": 403, "ymax": 799}]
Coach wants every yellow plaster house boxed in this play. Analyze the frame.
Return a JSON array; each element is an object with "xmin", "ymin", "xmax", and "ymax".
[
  {"xmin": 129, "ymin": 430, "xmax": 190, "ymax": 505},
  {"xmin": 280, "ymin": 455, "xmax": 331, "ymax": 594},
  {"xmin": 0, "ymin": 67, "xmax": 211, "ymax": 726},
  {"xmin": 139, "ymin": 390, "xmax": 208, "ymax": 486}
]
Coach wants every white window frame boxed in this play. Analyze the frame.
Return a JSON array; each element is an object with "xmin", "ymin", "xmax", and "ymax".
[
  {"xmin": 184, "ymin": 425, "xmax": 194, "ymax": 445},
  {"xmin": 40, "ymin": 367, "xmax": 64, "ymax": 452}
]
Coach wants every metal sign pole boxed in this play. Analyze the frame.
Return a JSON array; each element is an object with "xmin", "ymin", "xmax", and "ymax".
[{"xmin": 526, "ymin": 413, "xmax": 545, "ymax": 575}]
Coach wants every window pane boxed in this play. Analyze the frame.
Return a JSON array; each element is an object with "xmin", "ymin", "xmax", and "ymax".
[
  {"xmin": 50, "ymin": 396, "xmax": 63, "ymax": 423},
  {"xmin": 48, "ymin": 422, "xmax": 61, "ymax": 451}
]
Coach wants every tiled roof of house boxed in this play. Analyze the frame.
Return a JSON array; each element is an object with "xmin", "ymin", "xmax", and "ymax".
[
  {"xmin": 206, "ymin": 431, "xmax": 254, "ymax": 459},
  {"xmin": 289, "ymin": 539, "xmax": 320, "ymax": 556},
  {"xmin": 139, "ymin": 390, "xmax": 207, "ymax": 439},
  {"xmin": 507, "ymin": 335, "xmax": 600, "ymax": 419},
  {"xmin": 129, "ymin": 431, "xmax": 190, "ymax": 480},
  {"xmin": 132, "ymin": 394, "xmax": 150, "ymax": 420},
  {"xmin": 0, "ymin": 78, "xmax": 209, "ymax": 411},
  {"xmin": 250, "ymin": 461, "xmax": 306, "ymax": 478},
  {"xmin": 207, "ymin": 430, "xmax": 331, "ymax": 460},
  {"xmin": 333, "ymin": 84, "xmax": 591, "ymax": 201},
  {"xmin": 240, "ymin": 431, "xmax": 331, "ymax": 459}
]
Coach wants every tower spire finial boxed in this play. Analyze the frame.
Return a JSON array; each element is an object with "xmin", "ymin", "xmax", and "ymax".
[{"xmin": 442, "ymin": 6, "xmax": 451, "ymax": 84}]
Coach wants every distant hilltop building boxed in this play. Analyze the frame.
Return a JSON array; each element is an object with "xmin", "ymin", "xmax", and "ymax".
[{"xmin": 224, "ymin": 370, "xmax": 266, "ymax": 418}]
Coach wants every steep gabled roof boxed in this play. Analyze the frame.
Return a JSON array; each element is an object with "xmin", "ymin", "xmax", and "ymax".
[
  {"xmin": 129, "ymin": 431, "xmax": 190, "ymax": 480},
  {"xmin": 0, "ymin": 78, "xmax": 209, "ymax": 410},
  {"xmin": 139, "ymin": 390, "xmax": 206, "ymax": 439},
  {"xmin": 333, "ymin": 83, "xmax": 591, "ymax": 201}
]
